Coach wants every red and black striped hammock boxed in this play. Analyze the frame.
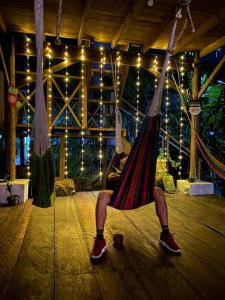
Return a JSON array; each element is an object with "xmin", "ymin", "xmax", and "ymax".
[
  {"xmin": 109, "ymin": 115, "xmax": 160, "ymax": 209},
  {"xmin": 109, "ymin": 11, "xmax": 181, "ymax": 210}
]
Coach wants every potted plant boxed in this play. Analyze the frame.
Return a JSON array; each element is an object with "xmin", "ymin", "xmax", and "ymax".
[{"xmin": 5, "ymin": 175, "xmax": 20, "ymax": 206}]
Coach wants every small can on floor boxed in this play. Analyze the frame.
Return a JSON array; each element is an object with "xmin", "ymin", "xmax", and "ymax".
[{"xmin": 113, "ymin": 234, "xmax": 124, "ymax": 249}]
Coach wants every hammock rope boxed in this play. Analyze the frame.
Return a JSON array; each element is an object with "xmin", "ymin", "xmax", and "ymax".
[
  {"xmin": 55, "ymin": 0, "xmax": 63, "ymax": 45},
  {"xmin": 32, "ymin": 0, "xmax": 55, "ymax": 208}
]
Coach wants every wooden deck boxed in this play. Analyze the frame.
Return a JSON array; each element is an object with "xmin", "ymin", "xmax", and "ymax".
[{"xmin": 1, "ymin": 191, "xmax": 225, "ymax": 299}]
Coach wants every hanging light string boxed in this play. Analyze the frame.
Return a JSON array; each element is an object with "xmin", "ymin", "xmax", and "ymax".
[
  {"xmin": 153, "ymin": 55, "xmax": 159, "ymax": 92},
  {"xmin": 164, "ymin": 59, "xmax": 171, "ymax": 161},
  {"xmin": 178, "ymin": 54, "xmax": 185, "ymax": 178},
  {"xmin": 80, "ymin": 46, "xmax": 85, "ymax": 174},
  {"xmin": 135, "ymin": 52, "xmax": 141, "ymax": 137},
  {"xmin": 46, "ymin": 42, "xmax": 52, "ymax": 137},
  {"xmin": 64, "ymin": 45, "xmax": 69, "ymax": 178},
  {"xmin": 116, "ymin": 51, "xmax": 121, "ymax": 107},
  {"xmin": 26, "ymin": 36, "xmax": 31, "ymax": 179},
  {"xmin": 99, "ymin": 46, "xmax": 105, "ymax": 179}
]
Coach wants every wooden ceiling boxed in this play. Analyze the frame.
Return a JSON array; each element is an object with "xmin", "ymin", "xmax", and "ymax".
[{"xmin": 0, "ymin": 0, "xmax": 225, "ymax": 54}]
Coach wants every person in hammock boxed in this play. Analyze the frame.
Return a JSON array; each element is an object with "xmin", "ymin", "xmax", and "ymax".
[{"xmin": 91, "ymin": 151, "xmax": 181, "ymax": 260}]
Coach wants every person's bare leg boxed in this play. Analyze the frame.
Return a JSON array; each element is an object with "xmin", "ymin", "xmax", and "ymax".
[
  {"xmin": 153, "ymin": 187, "xmax": 168, "ymax": 227},
  {"xmin": 91, "ymin": 190, "xmax": 113, "ymax": 260},
  {"xmin": 95, "ymin": 190, "xmax": 113, "ymax": 230}
]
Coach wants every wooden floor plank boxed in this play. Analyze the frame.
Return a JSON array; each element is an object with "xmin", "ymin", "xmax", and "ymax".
[
  {"xmin": 2, "ymin": 204, "xmax": 54, "ymax": 300},
  {"xmin": 0, "ymin": 200, "xmax": 33, "ymax": 298},
  {"xmin": 74, "ymin": 192, "xmax": 132, "ymax": 272},
  {"xmin": 55, "ymin": 273, "xmax": 101, "ymax": 300},
  {"xmin": 167, "ymin": 193, "xmax": 225, "ymax": 235},
  {"xmin": 121, "ymin": 195, "xmax": 225, "ymax": 299},
  {"xmin": 54, "ymin": 197, "xmax": 93, "ymax": 275},
  {"xmin": 95, "ymin": 270, "xmax": 150, "ymax": 300},
  {"xmin": 103, "ymin": 202, "xmax": 201, "ymax": 300},
  {"xmin": 1, "ymin": 192, "xmax": 225, "ymax": 299}
]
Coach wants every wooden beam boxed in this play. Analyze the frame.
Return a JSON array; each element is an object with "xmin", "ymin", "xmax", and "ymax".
[
  {"xmin": 88, "ymin": 99, "xmax": 115, "ymax": 104},
  {"xmin": 16, "ymin": 40, "xmax": 193, "ymax": 71},
  {"xmin": 174, "ymin": 5, "xmax": 225, "ymax": 54},
  {"xmin": 51, "ymin": 78, "xmax": 82, "ymax": 127},
  {"xmin": 6, "ymin": 37, "xmax": 16, "ymax": 180},
  {"xmin": 198, "ymin": 54, "xmax": 225, "ymax": 98},
  {"xmin": 78, "ymin": 0, "xmax": 93, "ymax": 46},
  {"xmin": 200, "ymin": 36, "xmax": 225, "ymax": 58},
  {"xmin": 190, "ymin": 52, "xmax": 200, "ymax": 180},
  {"xmin": 0, "ymin": 14, "xmax": 6, "ymax": 33},
  {"xmin": 16, "ymin": 60, "xmax": 76, "ymax": 89},
  {"xmin": 0, "ymin": 45, "xmax": 9, "ymax": 84},
  {"xmin": 111, "ymin": 0, "xmax": 145, "ymax": 48},
  {"xmin": 16, "ymin": 71, "xmax": 81, "ymax": 80}
]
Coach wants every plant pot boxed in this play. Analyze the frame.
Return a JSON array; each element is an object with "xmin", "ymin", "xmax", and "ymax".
[{"xmin": 7, "ymin": 195, "xmax": 20, "ymax": 206}]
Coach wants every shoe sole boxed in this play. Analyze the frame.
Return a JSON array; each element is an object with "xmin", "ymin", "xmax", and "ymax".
[
  {"xmin": 159, "ymin": 240, "xmax": 181, "ymax": 254},
  {"xmin": 91, "ymin": 246, "xmax": 107, "ymax": 259}
]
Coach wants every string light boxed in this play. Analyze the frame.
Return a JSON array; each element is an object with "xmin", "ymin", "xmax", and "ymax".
[
  {"xmin": 116, "ymin": 51, "xmax": 121, "ymax": 106},
  {"xmin": 80, "ymin": 46, "xmax": 85, "ymax": 174},
  {"xmin": 153, "ymin": 55, "xmax": 159, "ymax": 91},
  {"xmin": 64, "ymin": 45, "xmax": 69, "ymax": 178},
  {"xmin": 135, "ymin": 52, "xmax": 141, "ymax": 137},
  {"xmin": 26, "ymin": 36, "xmax": 31, "ymax": 179},
  {"xmin": 164, "ymin": 59, "xmax": 171, "ymax": 163},
  {"xmin": 178, "ymin": 54, "xmax": 185, "ymax": 178},
  {"xmin": 46, "ymin": 42, "xmax": 52, "ymax": 137},
  {"xmin": 99, "ymin": 46, "xmax": 105, "ymax": 179}
]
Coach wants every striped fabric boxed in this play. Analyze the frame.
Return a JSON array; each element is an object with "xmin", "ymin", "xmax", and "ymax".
[
  {"xmin": 195, "ymin": 134, "xmax": 225, "ymax": 180},
  {"xmin": 109, "ymin": 114, "xmax": 160, "ymax": 210}
]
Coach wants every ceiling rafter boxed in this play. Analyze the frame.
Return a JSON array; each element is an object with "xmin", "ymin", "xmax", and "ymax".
[
  {"xmin": 78, "ymin": 0, "xmax": 93, "ymax": 46},
  {"xmin": 111, "ymin": 0, "xmax": 145, "ymax": 49},
  {"xmin": 200, "ymin": 36, "xmax": 225, "ymax": 58},
  {"xmin": 198, "ymin": 53, "xmax": 225, "ymax": 98},
  {"xmin": 174, "ymin": 5, "xmax": 225, "ymax": 54}
]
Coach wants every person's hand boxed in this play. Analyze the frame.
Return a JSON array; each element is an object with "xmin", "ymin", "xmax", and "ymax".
[{"xmin": 108, "ymin": 173, "xmax": 120, "ymax": 181}]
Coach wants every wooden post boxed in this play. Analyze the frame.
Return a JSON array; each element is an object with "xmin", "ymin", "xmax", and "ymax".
[
  {"xmin": 59, "ymin": 137, "xmax": 66, "ymax": 178},
  {"xmin": 189, "ymin": 52, "xmax": 200, "ymax": 180},
  {"xmin": 6, "ymin": 37, "xmax": 16, "ymax": 180}
]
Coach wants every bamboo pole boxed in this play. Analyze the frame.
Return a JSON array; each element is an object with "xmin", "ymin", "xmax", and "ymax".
[
  {"xmin": 189, "ymin": 52, "xmax": 200, "ymax": 180},
  {"xmin": 6, "ymin": 37, "xmax": 16, "ymax": 180}
]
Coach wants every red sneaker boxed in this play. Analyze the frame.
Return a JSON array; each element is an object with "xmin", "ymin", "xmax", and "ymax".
[
  {"xmin": 91, "ymin": 238, "xmax": 107, "ymax": 259},
  {"xmin": 160, "ymin": 232, "xmax": 181, "ymax": 254}
]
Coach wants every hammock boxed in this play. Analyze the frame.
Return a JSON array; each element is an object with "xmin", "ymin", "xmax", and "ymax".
[
  {"xmin": 109, "ymin": 6, "xmax": 183, "ymax": 209},
  {"xmin": 172, "ymin": 73, "xmax": 225, "ymax": 182},
  {"xmin": 32, "ymin": 0, "xmax": 55, "ymax": 208},
  {"xmin": 195, "ymin": 133, "xmax": 225, "ymax": 180}
]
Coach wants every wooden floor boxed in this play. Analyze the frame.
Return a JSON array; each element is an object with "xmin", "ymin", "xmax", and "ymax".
[{"xmin": 1, "ymin": 192, "xmax": 225, "ymax": 300}]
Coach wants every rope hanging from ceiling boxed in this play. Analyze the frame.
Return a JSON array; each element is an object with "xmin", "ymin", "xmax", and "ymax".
[{"xmin": 55, "ymin": 0, "xmax": 63, "ymax": 45}]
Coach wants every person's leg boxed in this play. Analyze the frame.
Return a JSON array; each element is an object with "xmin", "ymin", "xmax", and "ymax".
[
  {"xmin": 91, "ymin": 190, "xmax": 113, "ymax": 260},
  {"xmin": 153, "ymin": 187, "xmax": 180, "ymax": 254},
  {"xmin": 153, "ymin": 187, "xmax": 168, "ymax": 228},
  {"xmin": 95, "ymin": 190, "xmax": 113, "ymax": 234}
]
